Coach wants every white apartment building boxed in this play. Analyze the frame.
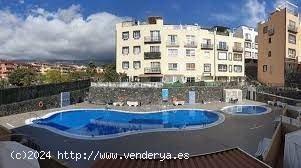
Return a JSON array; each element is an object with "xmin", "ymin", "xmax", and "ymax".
[{"xmin": 116, "ymin": 17, "xmax": 245, "ymax": 83}]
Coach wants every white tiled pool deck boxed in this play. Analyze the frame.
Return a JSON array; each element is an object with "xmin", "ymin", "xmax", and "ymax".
[{"xmin": 0, "ymin": 100, "xmax": 283, "ymax": 168}]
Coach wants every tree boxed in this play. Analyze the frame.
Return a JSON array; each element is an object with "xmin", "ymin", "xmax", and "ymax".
[
  {"xmin": 86, "ymin": 62, "xmax": 97, "ymax": 77},
  {"xmin": 69, "ymin": 71, "xmax": 89, "ymax": 81},
  {"xmin": 8, "ymin": 67, "xmax": 38, "ymax": 86},
  {"xmin": 43, "ymin": 70, "xmax": 69, "ymax": 84},
  {"xmin": 100, "ymin": 64, "xmax": 127, "ymax": 82},
  {"xmin": 0, "ymin": 79, "xmax": 9, "ymax": 89}
]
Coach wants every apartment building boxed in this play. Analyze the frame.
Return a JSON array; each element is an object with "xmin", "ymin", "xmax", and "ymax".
[
  {"xmin": 234, "ymin": 26, "xmax": 258, "ymax": 79},
  {"xmin": 258, "ymin": 2, "xmax": 300, "ymax": 86},
  {"xmin": 0, "ymin": 61, "xmax": 17, "ymax": 79},
  {"xmin": 116, "ymin": 17, "xmax": 245, "ymax": 83}
]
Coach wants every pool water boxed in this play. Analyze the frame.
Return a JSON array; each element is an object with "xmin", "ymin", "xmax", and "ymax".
[
  {"xmin": 222, "ymin": 105, "xmax": 270, "ymax": 115},
  {"xmin": 30, "ymin": 109, "xmax": 223, "ymax": 139}
]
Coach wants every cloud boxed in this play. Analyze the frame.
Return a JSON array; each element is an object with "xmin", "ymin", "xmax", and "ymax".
[
  {"xmin": 243, "ymin": 0, "xmax": 267, "ymax": 27},
  {"xmin": 210, "ymin": 13, "xmax": 236, "ymax": 23},
  {"xmin": 0, "ymin": 5, "xmax": 130, "ymax": 60}
]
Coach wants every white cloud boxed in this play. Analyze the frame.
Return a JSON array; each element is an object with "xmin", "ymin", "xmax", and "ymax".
[
  {"xmin": 210, "ymin": 13, "xmax": 236, "ymax": 23},
  {"xmin": 0, "ymin": 5, "xmax": 130, "ymax": 60},
  {"xmin": 243, "ymin": 0, "xmax": 267, "ymax": 27}
]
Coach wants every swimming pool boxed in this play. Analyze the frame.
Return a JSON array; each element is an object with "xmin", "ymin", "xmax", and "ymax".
[
  {"xmin": 221, "ymin": 105, "xmax": 271, "ymax": 115},
  {"xmin": 26, "ymin": 109, "xmax": 224, "ymax": 140}
]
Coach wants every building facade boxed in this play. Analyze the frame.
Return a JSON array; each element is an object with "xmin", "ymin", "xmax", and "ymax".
[
  {"xmin": 258, "ymin": 2, "xmax": 300, "ymax": 86},
  {"xmin": 0, "ymin": 61, "xmax": 17, "ymax": 79},
  {"xmin": 234, "ymin": 26, "xmax": 258, "ymax": 79},
  {"xmin": 116, "ymin": 17, "xmax": 245, "ymax": 83}
]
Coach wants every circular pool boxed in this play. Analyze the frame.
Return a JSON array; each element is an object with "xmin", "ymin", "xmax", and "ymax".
[
  {"xmin": 26, "ymin": 109, "xmax": 224, "ymax": 140},
  {"xmin": 221, "ymin": 105, "xmax": 271, "ymax": 115}
]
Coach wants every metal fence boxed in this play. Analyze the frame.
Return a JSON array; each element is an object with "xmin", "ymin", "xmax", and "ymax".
[{"xmin": 91, "ymin": 82, "xmax": 164, "ymax": 88}]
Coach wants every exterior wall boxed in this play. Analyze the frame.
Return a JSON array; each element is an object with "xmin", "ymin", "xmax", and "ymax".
[
  {"xmin": 116, "ymin": 18, "xmax": 245, "ymax": 83},
  {"xmin": 234, "ymin": 26, "xmax": 258, "ymax": 60},
  {"xmin": 258, "ymin": 8, "xmax": 300, "ymax": 86},
  {"xmin": 258, "ymin": 9, "xmax": 286, "ymax": 86},
  {"xmin": 0, "ymin": 62, "xmax": 17, "ymax": 79}
]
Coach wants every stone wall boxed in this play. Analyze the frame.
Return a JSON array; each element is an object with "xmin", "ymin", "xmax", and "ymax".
[
  {"xmin": 256, "ymin": 92, "xmax": 301, "ymax": 106},
  {"xmin": 88, "ymin": 86, "xmax": 247, "ymax": 105},
  {"xmin": 0, "ymin": 80, "xmax": 90, "ymax": 105}
]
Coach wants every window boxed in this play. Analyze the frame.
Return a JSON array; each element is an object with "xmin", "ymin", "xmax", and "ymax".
[
  {"xmin": 228, "ymin": 53, "xmax": 232, "ymax": 61},
  {"xmin": 218, "ymin": 64, "xmax": 227, "ymax": 72},
  {"xmin": 255, "ymin": 53, "xmax": 258, "ymax": 58},
  {"xmin": 122, "ymin": 47, "xmax": 129, "ymax": 55},
  {"xmin": 255, "ymin": 44, "xmax": 258, "ymax": 49},
  {"xmin": 186, "ymin": 35, "xmax": 196, "ymax": 44},
  {"xmin": 218, "ymin": 52, "xmax": 227, "ymax": 60},
  {"xmin": 122, "ymin": 61, "xmax": 129, "ymax": 69},
  {"xmin": 204, "ymin": 64, "xmax": 211, "ymax": 72},
  {"xmin": 133, "ymin": 31, "xmax": 140, "ymax": 39},
  {"xmin": 288, "ymin": 48, "xmax": 296, "ymax": 58},
  {"xmin": 234, "ymin": 42, "xmax": 242, "ymax": 48},
  {"xmin": 122, "ymin": 32, "xmax": 129, "ymax": 40},
  {"xmin": 204, "ymin": 51, "xmax": 210, "ymax": 58},
  {"xmin": 133, "ymin": 46, "xmax": 141, "ymax": 55},
  {"xmin": 245, "ymin": 42, "xmax": 251, "ymax": 48},
  {"xmin": 203, "ymin": 38, "xmax": 212, "ymax": 44},
  {"xmin": 245, "ymin": 51, "xmax": 251, "ymax": 58},
  {"xmin": 168, "ymin": 49, "xmax": 178, "ymax": 57},
  {"xmin": 167, "ymin": 35, "xmax": 177, "ymax": 44},
  {"xmin": 150, "ymin": 46, "xmax": 160, "ymax": 52},
  {"xmin": 234, "ymin": 65, "xmax": 242, "ymax": 72},
  {"xmin": 151, "ymin": 62, "xmax": 160, "ymax": 68},
  {"xmin": 289, "ymin": 20, "xmax": 296, "ymax": 27},
  {"xmin": 186, "ymin": 77, "xmax": 195, "ymax": 83},
  {"xmin": 263, "ymin": 65, "xmax": 268, "ymax": 72},
  {"xmin": 263, "ymin": 26, "xmax": 268, "ymax": 33},
  {"xmin": 218, "ymin": 41, "xmax": 227, "ymax": 49},
  {"xmin": 229, "ymin": 65, "xmax": 232, "ymax": 72},
  {"xmin": 186, "ymin": 63, "xmax": 195, "ymax": 70},
  {"xmin": 269, "ymin": 38, "xmax": 271, "ymax": 43},
  {"xmin": 233, "ymin": 53, "xmax": 242, "ymax": 61},
  {"xmin": 289, "ymin": 34, "xmax": 296, "ymax": 44},
  {"xmin": 133, "ymin": 61, "xmax": 141, "ymax": 69},
  {"xmin": 186, "ymin": 49, "xmax": 195, "ymax": 57},
  {"xmin": 245, "ymin": 33, "xmax": 251, "ymax": 40},
  {"xmin": 268, "ymin": 51, "xmax": 271, "ymax": 57},
  {"xmin": 150, "ymin": 30, "xmax": 160, "ymax": 40},
  {"xmin": 168, "ymin": 63, "xmax": 178, "ymax": 70}
]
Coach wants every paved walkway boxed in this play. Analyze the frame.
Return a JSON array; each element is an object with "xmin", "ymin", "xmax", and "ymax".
[{"xmin": 0, "ymin": 100, "xmax": 283, "ymax": 168}]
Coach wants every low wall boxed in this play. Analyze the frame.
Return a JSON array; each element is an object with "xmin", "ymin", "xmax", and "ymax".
[
  {"xmin": 0, "ymin": 80, "xmax": 90, "ymax": 105},
  {"xmin": 89, "ymin": 86, "xmax": 247, "ymax": 105},
  {"xmin": 0, "ymin": 89, "xmax": 88, "ymax": 117},
  {"xmin": 256, "ymin": 92, "xmax": 301, "ymax": 105}
]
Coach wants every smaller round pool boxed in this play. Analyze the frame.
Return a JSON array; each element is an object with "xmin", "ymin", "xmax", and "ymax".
[{"xmin": 221, "ymin": 105, "xmax": 271, "ymax": 115}]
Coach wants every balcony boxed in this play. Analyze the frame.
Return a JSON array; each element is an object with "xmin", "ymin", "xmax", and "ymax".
[
  {"xmin": 166, "ymin": 41, "xmax": 180, "ymax": 47},
  {"xmin": 184, "ymin": 42, "xmax": 198, "ymax": 48},
  {"xmin": 144, "ymin": 67, "xmax": 161, "ymax": 74},
  {"xmin": 217, "ymin": 45, "xmax": 229, "ymax": 51},
  {"xmin": 144, "ymin": 52, "xmax": 161, "ymax": 60},
  {"xmin": 268, "ymin": 29, "xmax": 274, "ymax": 36},
  {"xmin": 245, "ymin": 37, "xmax": 252, "ymax": 42},
  {"xmin": 232, "ymin": 46, "xmax": 244, "ymax": 53},
  {"xmin": 144, "ymin": 36, "xmax": 161, "ymax": 44},
  {"xmin": 201, "ymin": 43, "xmax": 214, "ymax": 50},
  {"xmin": 288, "ymin": 25, "xmax": 298, "ymax": 34}
]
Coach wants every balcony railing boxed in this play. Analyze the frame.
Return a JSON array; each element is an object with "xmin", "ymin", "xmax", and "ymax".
[
  {"xmin": 166, "ymin": 41, "xmax": 180, "ymax": 47},
  {"xmin": 184, "ymin": 42, "xmax": 198, "ymax": 48},
  {"xmin": 288, "ymin": 25, "xmax": 298, "ymax": 34},
  {"xmin": 233, "ymin": 46, "xmax": 244, "ymax": 53},
  {"xmin": 201, "ymin": 43, "xmax": 214, "ymax": 50},
  {"xmin": 144, "ymin": 67, "xmax": 161, "ymax": 74},
  {"xmin": 144, "ymin": 36, "xmax": 161, "ymax": 44},
  {"xmin": 268, "ymin": 29, "xmax": 274, "ymax": 36},
  {"xmin": 245, "ymin": 37, "xmax": 252, "ymax": 41},
  {"xmin": 144, "ymin": 52, "xmax": 161, "ymax": 60},
  {"xmin": 217, "ymin": 45, "xmax": 229, "ymax": 51}
]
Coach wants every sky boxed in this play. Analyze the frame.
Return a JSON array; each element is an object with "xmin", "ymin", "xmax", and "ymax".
[{"xmin": 0, "ymin": 0, "xmax": 298, "ymax": 61}]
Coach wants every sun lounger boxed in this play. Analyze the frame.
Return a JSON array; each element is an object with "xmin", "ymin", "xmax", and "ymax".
[
  {"xmin": 113, "ymin": 102, "xmax": 124, "ymax": 106},
  {"xmin": 173, "ymin": 100, "xmax": 185, "ymax": 106},
  {"xmin": 127, "ymin": 101, "xmax": 139, "ymax": 107},
  {"xmin": 255, "ymin": 138, "xmax": 272, "ymax": 158}
]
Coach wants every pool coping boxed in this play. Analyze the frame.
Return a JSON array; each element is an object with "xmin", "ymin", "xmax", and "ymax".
[
  {"xmin": 221, "ymin": 105, "xmax": 272, "ymax": 116},
  {"xmin": 25, "ymin": 108, "xmax": 225, "ymax": 140}
]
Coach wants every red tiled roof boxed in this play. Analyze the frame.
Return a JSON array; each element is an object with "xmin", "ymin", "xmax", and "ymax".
[{"xmin": 91, "ymin": 148, "xmax": 271, "ymax": 168}]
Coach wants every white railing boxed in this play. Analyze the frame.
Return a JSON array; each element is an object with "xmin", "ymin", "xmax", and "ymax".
[
  {"xmin": 281, "ymin": 115, "xmax": 301, "ymax": 127},
  {"xmin": 91, "ymin": 82, "xmax": 163, "ymax": 88}
]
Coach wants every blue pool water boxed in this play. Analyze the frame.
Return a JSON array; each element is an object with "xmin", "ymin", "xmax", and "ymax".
[
  {"xmin": 31, "ymin": 109, "xmax": 223, "ymax": 139},
  {"xmin": 222, "ymin": 105, "xmax": 270, "ymax": 115}
]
